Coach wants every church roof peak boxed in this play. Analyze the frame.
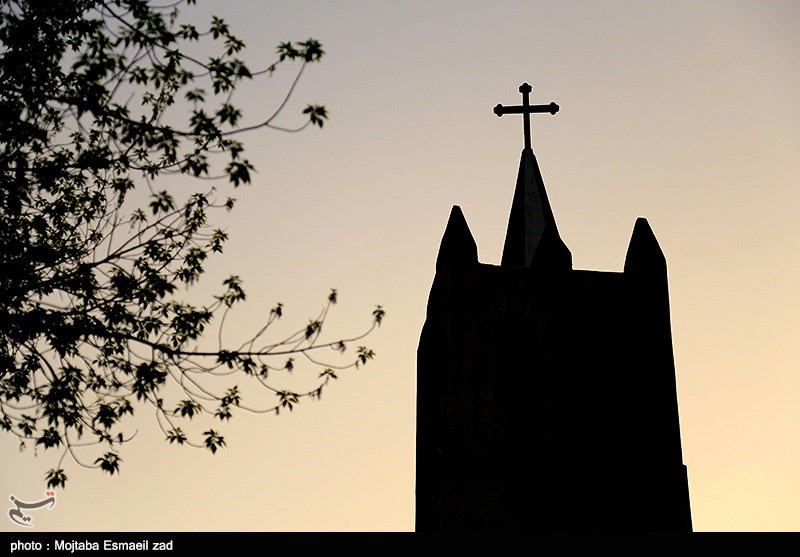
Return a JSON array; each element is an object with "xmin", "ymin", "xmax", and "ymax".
[{"xmin": 494, "ymin": 84, "xmax": 571, "ymax": 270}]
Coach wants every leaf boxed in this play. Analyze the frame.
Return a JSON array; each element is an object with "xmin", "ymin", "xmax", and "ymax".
[
  {"xmin": 356, "ymin": 346, "xmax": 375, "ymax": 366},
  {"xmin": 166, "ymin": 428, "xmax": 187, "ymax": 445},
  {"xmin": 221, "ymin": 386, "xmax": 241, "ymax": 407},
  {"xmin": 149, "ymin": 191, "xmax": 175, "ymax": 215},
  {"xmin": 94, "ymin": 452, "xmax": 121, "ymax": 475},
  {"xmin": 373, "ymin": 305, "xmax": 386, "ymax": 326},
  {"xmin": 221, "ymin": 275, "xmax": 246, "ymax": 306},
  {"xmin": 298, "ymin": 38, "xmax": 325, "ymax": 62},
  {"xmin": 184, "ymin": 87, "xmax": 206, "ymax": 102},
  {"xmin": 319, "ymin": 368, "xmax": 338, "ymax": 380},
  {"xmin": 174, "ymin": 400, "xmax": 202, "ymax": 418},
  {"xmin": 278, "ymin": 392, "xmax": 299, "ymax": 411},
  {"xmin": 302, "ymin": 104, "xmax": 328, "ymax": 128},
  {"xmin": 277, "ymin": 41, "xmax": 299, "ymax": 61},
  {"xmin": 225, "ymin": 160, "xmax": 253, "ymax": 187},
  {"xmin": 46, "ymin": 469, "xmax": 68, "ymax": 489},
  {"xmin": 203, "ymin": 430, "xmax": 226, "ymax": 453},
  {"xmin": 305, "ymin": 320, "xmax": 321, "ymax": 339},
  {"xmin": 95, "ymin": 404, "xmax": 118, "ymax": 429},
  {"xmin": 36, "ymin": 428, "xmax": 62, "ymax": 449},
  {"xmin": 216, "ymin": 103, "xmax": 242, "ymax": 125},
  {"xmin": 215, "ymin": 406, "xmax": 233, "ymax": 421}
]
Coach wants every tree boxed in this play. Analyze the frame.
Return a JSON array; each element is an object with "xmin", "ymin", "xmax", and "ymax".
[{"xmin": 0, "ymin": 0, "xmax": 384, "ymax": 488}]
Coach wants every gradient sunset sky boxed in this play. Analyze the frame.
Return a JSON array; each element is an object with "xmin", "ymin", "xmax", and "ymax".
[{"xmin": 2, "ymin": 0, "xmax": 799, "ymax": 532}]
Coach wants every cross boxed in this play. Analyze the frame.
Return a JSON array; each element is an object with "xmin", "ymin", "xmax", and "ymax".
[{"xmin": 493, "ymin": 83, "xmax": 559, "ymax": 150}]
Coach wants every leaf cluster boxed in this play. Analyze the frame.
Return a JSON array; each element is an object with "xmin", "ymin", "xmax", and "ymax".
[{"xmin": 0, "ymin": 0, "xmax": 375, "ymax": 488}]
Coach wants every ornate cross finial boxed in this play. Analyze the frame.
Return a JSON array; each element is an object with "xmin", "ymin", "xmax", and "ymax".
[{"xmin": 493, "ymin": 83, "xmax": 559, "ymax": 150}]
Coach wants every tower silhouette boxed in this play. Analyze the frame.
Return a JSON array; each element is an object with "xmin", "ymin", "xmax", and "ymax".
[{"xmin": 415, "ymin": 84, "xmax": 692, "ymax": 531}]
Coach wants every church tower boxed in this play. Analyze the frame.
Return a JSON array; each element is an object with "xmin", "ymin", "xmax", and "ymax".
[{"xmin": 415, "ymin": 84, "xmax": 692, "ymax": 531}]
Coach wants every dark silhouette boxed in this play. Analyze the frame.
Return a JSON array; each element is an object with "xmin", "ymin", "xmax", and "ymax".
[
  {"xmin": 0, "ymin": 1, "xmax": 381, "ymax": 488},
  {"xmin": 416, "ymin": 84, "xmax": 692, "ymax": 531},
  {"xmin": 493, "ymin": 82, "xmax": 559, "ymax": 151}
]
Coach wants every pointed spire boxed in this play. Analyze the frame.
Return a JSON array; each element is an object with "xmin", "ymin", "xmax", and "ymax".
[
  {"xmin": 436, "ymin": 205, "xmax": 478, "ymax": 271},
  {"xmin": 624, "ymin": 217, "xmax": 666, "ymax": 276},
  {"xmin": 501, "ymin": 149, "xmax": 571, "ymax": 270}
]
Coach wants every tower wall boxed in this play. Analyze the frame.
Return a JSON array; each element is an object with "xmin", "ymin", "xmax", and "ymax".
[{"xmin": 416, "ymin": 208, "xmax": 692, "ymax": 531}]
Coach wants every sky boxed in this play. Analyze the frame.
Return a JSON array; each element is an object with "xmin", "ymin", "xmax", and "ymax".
[{"xmin": 2, "ymin": 0, "xmax": 800, "ymax": 532}]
